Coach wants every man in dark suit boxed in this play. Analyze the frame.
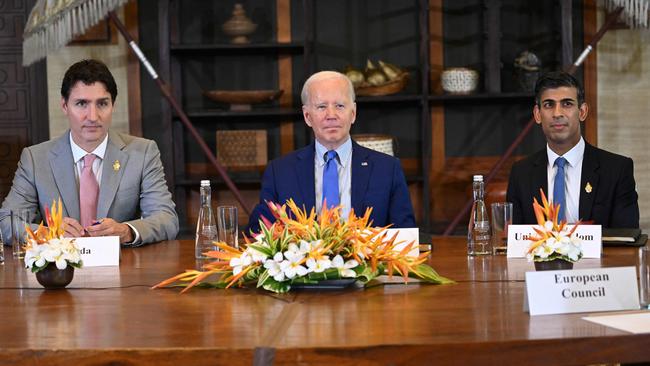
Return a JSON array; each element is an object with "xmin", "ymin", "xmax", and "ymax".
[
  {"xmin": 506, "ymin": 71, "xmax": 639, "ymax": 228},
  {"xmin": 246, "ymin": 71, "xmax": 415, "ymax": 232}
]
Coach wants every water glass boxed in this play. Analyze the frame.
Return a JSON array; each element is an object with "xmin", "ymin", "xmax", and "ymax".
[
  {"xmin": 217, "ymin": 206, "xmax": 238, "ymax": 249},
  {"xmin": 491, "ymin": 202, "xmax": 513, "ymax": 255},
  {"xmin": 11, "ymin": 209, "xmax": 31, "ymax": 259},
  {"xmin": 640, "ymin": 246, "xmax": 650, "ymax": 309}
]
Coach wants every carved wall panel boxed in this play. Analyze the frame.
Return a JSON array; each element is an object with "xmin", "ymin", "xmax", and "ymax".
[{"xmin": 0, "ymin": 0, "xmax": 48, "ymax": 202}]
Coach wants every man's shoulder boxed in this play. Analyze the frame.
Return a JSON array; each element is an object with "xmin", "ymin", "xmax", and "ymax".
[
  {"xmin": 268, "ymin": 143, "xmax": 312, "ymax": 166},
  {"xmin": 112, "ymin": 131, "xmax": 155, "ymax": 147},
  {"xmin": 587, "ymin": 144, "xmax": 633, "ymax": 165},
  {"xmin": 352, "ymin": 141, "xmax": 400, "ymax": 164}
]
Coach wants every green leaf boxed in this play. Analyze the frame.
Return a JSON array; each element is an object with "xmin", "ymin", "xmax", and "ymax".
[
  {"xmin": 256, "ymin": 268, "xmax": 271, "ymax": 288},
  {"xmin": 262, "ymin": 278, "xmax": 291, "ymax": 293},
  {"xmin": 248, "ymin": 243, "xmax": 273, "ymax": 258},
  {"xmin": 410, "ymin": 264, "xmax": 456, "ymax": 284},
  {"xmin": 353, "ymin": 264, "xmax": 380, "ymax": 284}
]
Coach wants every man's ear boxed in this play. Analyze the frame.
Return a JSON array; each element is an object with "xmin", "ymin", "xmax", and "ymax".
[
  {"xmin": 61, "ymin": 98, "xmax": 69, "ymax": 115},
  {"xmin": 533, "ymin": 104, "xmax": 542, "ymax": 124},
  {"xmin": 579, "ymin": 102, "xmax": 588, "ymax": 122},
  {"xmin": 302, "ymin": 106, "xmax": 312, "ymax": 127}
]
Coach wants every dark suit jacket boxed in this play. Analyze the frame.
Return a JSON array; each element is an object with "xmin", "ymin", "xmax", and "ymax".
[
  {"xmin": 506, "ymin": 143, "xmax": 639, "ymax": 228},
  {"xmin": 246, "ymin": 141, "xmax": 416, "ymax": 233}
]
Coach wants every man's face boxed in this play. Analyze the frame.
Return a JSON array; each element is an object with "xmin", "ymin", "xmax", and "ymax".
[
  {"xmin": 62, "ymin": 81, "xmax": 113, "ymax": 152},
  {"xmin": 302, "ymin": 77, "xmax": 356, "ymax": 150},
  {"xmin": 533, "ymin": 86, "xmax": 588, "ymax": 155}
]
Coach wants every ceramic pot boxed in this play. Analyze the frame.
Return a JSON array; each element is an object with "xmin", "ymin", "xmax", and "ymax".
[
  {"xmin": 221, "ymin": 4, "xmax": 257, "ymax": 44},
  {"xmin": 35, "ymin": 263, "xmax": 74, "ymax": 289},
  {"xmin": 534, "ymin": 259, "xmax": 573, "ymax": 271}
]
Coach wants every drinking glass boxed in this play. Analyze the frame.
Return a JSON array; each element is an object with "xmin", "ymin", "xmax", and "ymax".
[
  {"xmin": 491, "ymin": 202, "xmax": 513, "ymax": 255},
  {"xmin": 639, "ymin": 246, "xmax": 650, "ymax": 309},
  {"xmin": 217, "ymin": 206, "xmax": 238, "ymax": 249},
  {"xmin": 0, "ymin": 228, "xmax": 5, "ymax": 265},
  {"xmin": 11, "ymin": 209, "xmax": 31, "ymax": 259}
]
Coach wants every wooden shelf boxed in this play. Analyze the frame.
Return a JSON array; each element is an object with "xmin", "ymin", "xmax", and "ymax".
[
  {"xmin": 170, "ymin": 42, "xmax": 304, "ymax": 55},
  {"xmin": 428, "ymin": 92, "xmax": 534, "ymax": 102},
  {"xmin": 183, "ymin": 108, "xmax": 302, "ymax": 119},
  {"xmin": 356, "ymin": 95, "xmax": 423, "ymax": 104}
]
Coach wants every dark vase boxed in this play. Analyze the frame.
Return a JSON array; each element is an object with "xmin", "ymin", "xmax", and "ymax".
[
  {"xmin": 35, "ymin": 263, "xmax": 75, "ymax": 289},
  {"xmin": 534, "ymin": 259, "xmax": 574, "ymax": 271}
]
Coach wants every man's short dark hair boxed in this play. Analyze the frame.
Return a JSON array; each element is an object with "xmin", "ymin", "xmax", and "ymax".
[
  {"xmin": 60, "ymin": 59, "xmax": 118, "ymax": 103},
  {"xmin": 534, "ymin": 71, "xmax": 584, "ymax": 106}
]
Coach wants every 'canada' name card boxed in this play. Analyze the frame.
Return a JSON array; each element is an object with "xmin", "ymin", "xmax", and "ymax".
[
  {"xmin": 525, "ymin": 266, "xmax": 639, "ymax": 315},
  {"xmin": 74, "ymin": 236, "xmax": 120, "ymax": 267}
]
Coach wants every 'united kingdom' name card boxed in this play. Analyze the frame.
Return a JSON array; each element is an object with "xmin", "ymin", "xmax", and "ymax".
[
  {"xmin": 507, "ymin": 224, "xmax": 602, "ymax": 258},
  {"xmin": 74, "ymin": 236, "xmax": 120, "ymax": 267}
]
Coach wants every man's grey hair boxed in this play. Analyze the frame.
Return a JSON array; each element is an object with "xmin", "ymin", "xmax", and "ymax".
[{"xmin": 300, "ymin": 71, "xmax": 356, "ymax": 105}]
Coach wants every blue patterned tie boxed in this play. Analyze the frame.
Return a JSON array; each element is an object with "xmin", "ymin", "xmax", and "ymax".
[
  {"xmin": 322, "ymin": 150, "xmax": 340, "ymax": 208},
  {"xmin": 553, "ymin": 157, "xmax": 567, "ymax": 221}
]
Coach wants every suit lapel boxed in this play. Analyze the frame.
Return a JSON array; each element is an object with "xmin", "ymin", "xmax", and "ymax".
[
  {"xmin": 531, "ymin": 151, "xmax": 548, "ymax": 202},
  {"xmin": 97, "ymin": 131, "xmax": 128, "ymax": 219},
  {"xmin": 579, "ymin": 144, "xmax": 599, "ymax": 221},
  {"xmin": 295, "ymin": 143, "xmax": 315, "ymax": 210},
  {"xmin": 49, "ymin": 132, "xmax": 79, "ymax": 218},
  {"xmin": 351, "ymin": 141, "xmax": 371, "ymax": 215}
]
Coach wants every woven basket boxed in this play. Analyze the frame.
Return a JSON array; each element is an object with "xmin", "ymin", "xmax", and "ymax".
[
  {"xmin": 216, "ymin": 130, "xmax": 267, "ymax": 170},
  {"xmin": 353, "ymin": 134, "xmax": 395, "ymax": 156},
  {"xmin": 441, "ymin": 68, "xmax": 478, "ymax": 94},
  {"xmin": 355, "ymin": 73, "xmax": 409, "ymax": 97}
]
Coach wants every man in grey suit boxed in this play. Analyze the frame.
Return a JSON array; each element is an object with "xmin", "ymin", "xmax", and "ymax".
[{"xmin": 0, "ymin": 59, "xmax": 178, "ymax": 246}]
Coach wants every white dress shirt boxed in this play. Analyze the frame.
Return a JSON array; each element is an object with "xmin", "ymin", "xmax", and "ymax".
[
  {"xmin": 69, "ymin": 132, "xmax": 140, "ymax": 242},
  {"xmin": 314, "ymin": 138, "xmax": 352, "ymax": 218},
  {"xmin": 546, "ymin": 137, "xmax": 585, "ymax": 223}
]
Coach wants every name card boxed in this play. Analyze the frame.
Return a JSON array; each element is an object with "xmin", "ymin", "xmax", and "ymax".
[
  {"xmin": 74, "ymin": 236, "xmax": 120, "ymax": 267},
  {"xmin": 507, "ymin": 224, "xmax": 602, "ymax": 258},
  {"xmin": 383, "ymin": 228, "xmax": 419, "ymax": 258},
  {"xmin": 525, "ymin": 266, "xmax": 639, "ymax": 315}
]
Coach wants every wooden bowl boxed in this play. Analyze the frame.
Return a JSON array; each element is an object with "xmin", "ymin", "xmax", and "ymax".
[
  {"xmin": 203, "ymin": 89, "xmax": 284, "ymax": 105},
  {"xmin": 355, "ymin": 73, "xmax": 409, "ymax": 97}
]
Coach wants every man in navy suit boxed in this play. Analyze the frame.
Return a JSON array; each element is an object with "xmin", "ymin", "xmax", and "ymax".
[
  {"xmin": 506, "ymin": 71, "xmax": 639, "ymax": 228},
  {"xmin": 246, "ymin": 71, "xmax": 415, "ymax": 232}
]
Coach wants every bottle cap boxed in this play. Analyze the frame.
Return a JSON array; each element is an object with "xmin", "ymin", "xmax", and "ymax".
[
  {"xmin": 200, "ymin": 180, "xmax": 210, "ymax": 186},
  {"xmin": 473, "ymin": 175, "xmax": 483, "ymax": 182}
]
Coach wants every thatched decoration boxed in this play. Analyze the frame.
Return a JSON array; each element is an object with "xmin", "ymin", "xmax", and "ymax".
[
  {"xmin": 606, "ymin": 0, "xmax": 650, "ymax": 28},
  {"xmin": 22, "ymin": 0, "xmax": 129, "ymax": 66}
]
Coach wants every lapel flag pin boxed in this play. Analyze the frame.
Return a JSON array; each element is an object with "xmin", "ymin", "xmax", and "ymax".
[
  {"xmin": 361, "ymin": 162, "xmax": 368, "ymax": 166},
  {"xmin": 585, "ymin": 182, "xmax": 592, "ymax": 193},
  {"xmin": 113, "ymin": 160, "xmax": 121, "ymax": 171}
]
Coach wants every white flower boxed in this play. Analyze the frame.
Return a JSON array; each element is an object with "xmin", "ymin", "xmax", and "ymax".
[
  {"xmin": 245, "ymin": 244, "xmax": 269, "ymax": 263},
  {"xmin": 280, "ymin": 251, "xmax": 308, "ymax": 279},
  {"xmin": 263, "ymin": 252, "xmax": 286, "ymax": 282},
  {"xmin": 230, "ymin": 252, "xmax": 253, "ymax": 275},
  {"xmin": 24, "ymin": 237, "xmax": 81, "ymax": 271},
  {"xmin": 332, "ymin": 254, "xmax": 358, "ymax": 278},
  {"xmin": 306, "ymin": 256, "xmax": 332, "ymax": 273},
  {"xmin": 284, "ymin": 242, "xmax": 308, "ymax": 259}
]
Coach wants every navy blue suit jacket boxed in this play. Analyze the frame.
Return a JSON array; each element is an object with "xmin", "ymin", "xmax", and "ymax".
[
  {"xmin": 246, "ymin": 141, "xmax": 416, "ymax": 233},
  {"xmin": 506, "ymin": 143, "xmax": 639, "ymax": 228}
]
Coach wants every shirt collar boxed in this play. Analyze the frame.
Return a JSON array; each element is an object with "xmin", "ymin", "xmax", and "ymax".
[
  {"xmin": 315, "ymin": 138, "xmax": 352, "ymax": 167},
  {"xmin": 69, "ymin": 131, "xmax": 108, "ymax": 163},
  {"xmin": 546, "ymin": 136, "xmax": 585, "ymax": 168}
]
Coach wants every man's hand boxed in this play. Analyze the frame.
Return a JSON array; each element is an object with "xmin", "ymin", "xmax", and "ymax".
[
  {"xmin": 63, "ymin": 217, "xmax": 86, "ymax": 237},
  {"xmin": 85, "ymin": 218, "xmax": 134, "ymax": 244}
]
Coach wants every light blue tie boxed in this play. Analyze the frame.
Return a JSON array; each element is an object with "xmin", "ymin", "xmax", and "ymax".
[
  {"xmin": 553, "ymin": 157, "xmax": 567, "ymax": 221},
  {"xmin": 322, "ymin": 150, "xmax": 340, "ymax": 209}
]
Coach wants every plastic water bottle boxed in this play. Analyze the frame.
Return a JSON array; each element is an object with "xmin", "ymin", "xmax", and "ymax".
[
  {"xmin": 467, "ymin": 175, "xmax": 491, "ymax": 256},
  {"xmin": 195, "ymin": 180, "xmax": 218, "ymax": 259}
]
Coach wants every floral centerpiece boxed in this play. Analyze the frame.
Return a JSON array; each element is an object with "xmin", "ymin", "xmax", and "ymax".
[
  {"xmin": 24, "ymin": 199, "xmax": 82, "ymax": 276},
  {"xmin": 527, "ymin": 189, "xmax": 582, "ymax": 270},
  {"xmin": 154, "ymin": 200, "xmax": 454, "ymax": 294}
]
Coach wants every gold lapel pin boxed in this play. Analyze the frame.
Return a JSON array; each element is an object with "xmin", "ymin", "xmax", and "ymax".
[
  {"xmin": 112, "ymin": 160, "xmax": 121, "ymax": 171},
  {"xmin": 585, "ymin": 182, "xmax": 592, "ymax": 193}
]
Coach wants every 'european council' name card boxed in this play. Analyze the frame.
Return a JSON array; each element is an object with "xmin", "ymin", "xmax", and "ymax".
[
  {"xmin": 525, "ymin": 266, "xmax": 639, "ymax": 315},
  {"xmin": 74, "ymin": 236, "xmax": 120, "ymax": 267},
  {"xmin": 508, "ymin": 224, "xmax": 602, "ymax": 258}
]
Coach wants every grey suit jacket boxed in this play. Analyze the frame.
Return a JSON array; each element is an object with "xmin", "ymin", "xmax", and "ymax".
[{"xmin": 0, "ymin": 130, "xmax": 179, "ymax": 245}]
